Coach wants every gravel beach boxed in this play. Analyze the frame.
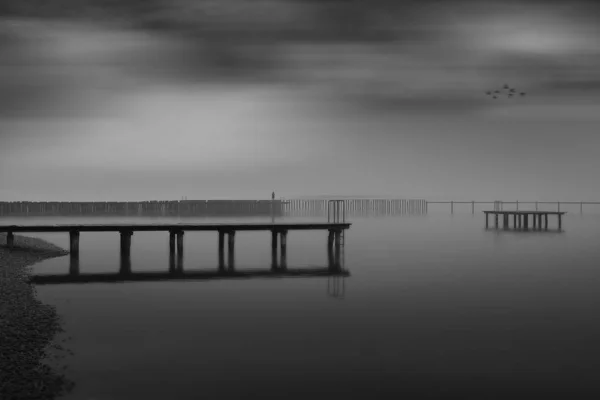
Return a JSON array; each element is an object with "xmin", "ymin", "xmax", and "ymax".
[{"xmin": 0, "ymin": 233, "xmax": 75, "ymax": 400}]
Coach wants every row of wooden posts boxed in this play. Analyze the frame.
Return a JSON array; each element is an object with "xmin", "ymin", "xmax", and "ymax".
[
  {"xmin": 484, "ymin": 212, "xmax": 564, "ymax": 230},
  {"xmin": 63, "ymin": 228, "xmax": 346, "ymax": 273}
]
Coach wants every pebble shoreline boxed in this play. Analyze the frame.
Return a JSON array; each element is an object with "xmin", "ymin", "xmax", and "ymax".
[{"xmin": 0, "ymin": 233, "xmax": 75, "ymax": 400}]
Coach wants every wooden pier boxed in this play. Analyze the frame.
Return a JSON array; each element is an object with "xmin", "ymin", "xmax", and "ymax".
[
  {"xmin": 483, "ymin": 211, "xmax": 566, "ymax": 230},
  {"xmin": 0, "ymin": 223, "xmax": 351, "ymax": 272}
]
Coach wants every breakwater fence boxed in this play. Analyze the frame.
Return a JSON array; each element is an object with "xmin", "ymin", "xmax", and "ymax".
[
  {"xmin": 0, "ymin": 199, "xmax": 429, "ymax": 218},
  {"xmin": 282, "ymin": 199, "xmax": 428, "ymax": 217},
  {"xmin": 0, "ymin": 200, "xmax": 284, "ymax": 217}
]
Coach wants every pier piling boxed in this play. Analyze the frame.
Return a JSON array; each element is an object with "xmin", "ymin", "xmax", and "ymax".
[
  {"xmin": 69, "ymin": 231, "xmax": 80, "ymax": 256},
  {"xmin": 280, "ymin": 230, "xmax": 288, "ymax": 269}
]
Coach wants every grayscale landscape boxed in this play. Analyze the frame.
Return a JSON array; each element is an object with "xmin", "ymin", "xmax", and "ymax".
[{"xmin": 2, "ymin": 0, "xmax": 600, "ymax": 399}]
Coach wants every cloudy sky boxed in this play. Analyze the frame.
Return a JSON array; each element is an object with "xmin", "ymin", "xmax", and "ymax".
[{"xmin": 1, "ymin": 0, "xmax": 600, "ymax": 201}]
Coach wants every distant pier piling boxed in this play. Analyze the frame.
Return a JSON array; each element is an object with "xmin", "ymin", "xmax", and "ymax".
[{"xmin": 484, "ymin": 211, "xmax": 565, "ymax": 231}]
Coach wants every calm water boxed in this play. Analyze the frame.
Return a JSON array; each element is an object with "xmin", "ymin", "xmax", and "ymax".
[{"xmin": 5, "ymin": 211, "xmax": 600, "ymax": 398}]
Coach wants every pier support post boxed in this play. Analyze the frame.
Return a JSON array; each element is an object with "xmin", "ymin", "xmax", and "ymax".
[
  {"xmin": 513, "ymin": 214, "xmax": 517, "ymax": 228},
  {"xmin": 538, "ymin": 215, "xmax": 543, "ymax": 230},
  {"xmin": 503, "ymin": 214, "xmax": 509, "ymax": 229},
  {"xmin": 271, "ymin": 230, "xmax": 278, "ymax": 269},
  {"xmin": 545, "ymin": 214, "xmax": 548, "ymax": 230},
  {"xmin": 69, "ymin": 230, "xmax": 80, "ymax": 257},
  {"xmin": 524, "ymin": 214, "xmax": 529, "ymax": 230},
  {"xmin": 218, "ymin": 230, "xmax": 225, "ymax": 270},
  {"xmin": 69, "ymin": 252, "xmax": 80, "ymax": 276},
  {"xmin": 169, "ymin": 231, "xmax": 176, "ymax": 271},
  {"xmin": 334, "ymin": 229, "xmax": 342, "ymax": 269},
  {"xmin": 327, "ymin": 229, "xmax": 335, "ymax": 250},
  {"xmin": 176, "ymin": 231, "xmax": 184, "ymax": 270},
  {"xmin": 494, "ymin": 213, "xmax": 499, "ymax": 228},
  {"xmin": 533, "ymin": 214, "xmax": 537, "ymax": 229},
  {"xmin": 227, "ymin": 231, "xmax": 235, "ymax": 270},
  {"xmin": 485, "ymin": 213, "xmax": 489, "ymax": 228},
  {"xmin": 6, "ymin": 231, "xmax": 13, "ymax": 249},
  {"xmin": 280, "ymin": 230, "xmax": 288, "ymax": 269},
  {"xmin": 119, "ymin": 230, "xmax": 133, "ymax": 274},
  {"xmin": 558, "ymin": 215, "xmax": 562, "ymax": 230}
]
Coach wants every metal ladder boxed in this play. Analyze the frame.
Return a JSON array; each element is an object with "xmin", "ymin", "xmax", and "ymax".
[{"xmin": 327, "ymin": 200, "xmax": 346, "ymax": 245}]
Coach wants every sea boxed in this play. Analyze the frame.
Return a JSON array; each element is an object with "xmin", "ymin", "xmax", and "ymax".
[{"xmin": 3, "ymin": 205, "xmax": 600, "ymax": 399}]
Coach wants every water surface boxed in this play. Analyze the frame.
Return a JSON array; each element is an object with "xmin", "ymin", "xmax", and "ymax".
[{"xmin": 4, "ymin": 212, "xmax": 600, "ymax": 398}]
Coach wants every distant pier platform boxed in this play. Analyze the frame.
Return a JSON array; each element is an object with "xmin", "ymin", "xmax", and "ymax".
[{"xmin": 483, "ymin": 211, "xmax": 566, "ymax": 231}]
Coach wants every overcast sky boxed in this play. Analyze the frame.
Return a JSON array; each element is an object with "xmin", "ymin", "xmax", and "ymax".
[{"xmin": 1, "ymin": 0, "xmax": 600, "ymax": 201}]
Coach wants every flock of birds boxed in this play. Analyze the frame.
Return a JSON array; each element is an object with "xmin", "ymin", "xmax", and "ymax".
[{"xmin": 485, "ymin": 84, "xmax": 526, "ymax": 99}]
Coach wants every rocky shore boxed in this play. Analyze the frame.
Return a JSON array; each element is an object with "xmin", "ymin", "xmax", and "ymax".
[{"xmin": 0, "ymin": 233, "xmax": 75, "ymax": 399}]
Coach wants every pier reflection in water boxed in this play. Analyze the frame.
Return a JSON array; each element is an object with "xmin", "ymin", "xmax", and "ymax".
[{"xmin": 32, "ymin": 245, "xmax": 348, "ymax": 286}]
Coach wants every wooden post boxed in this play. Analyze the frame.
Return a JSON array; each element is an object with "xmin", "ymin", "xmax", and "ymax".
[
  {"xmin": 6, "ymin": 231, "xmax": 14, "ymax": 249},
  {"xmin": 334, "ymin": 229, "xmax": 342, "ymax": 270},
  {"xmin": 176, "ymin": 231, "xmax": 184, "ymax": 270},
  {"xmin": 218, "ymin": 230, "xmax": 225, "ymax": 270},
  {"xmin": 544, "ymin": 214, "xmax": 548, "ymax": 230},
  {"xmin": 558, "ymin": 215, "xmax": 562, "ymax": 230},
  {"xmin": 485, "ymin": 213, "xmax": 489, "ymax": 228},
  {"xmin": 69, "ymin": 230, "xmax": 80, "ymax": 256},
  {"xmin": 503, "ymin": 214, "xmax": 509, "ymax": 229},
  {"xmin": 271, "ymin": 230, "xmax": 278, "ymax": 269},
  {"xmin": 513, "ymin": 214, "xmax": 517, "ymax": 227},
  {"xmin": 494, "ymin": 213, "xmax": 499, "ymax": 228},
  {"xmin": 327, "ymin": 243, "xmax": 335, "ymax": 269},
  {"xmin": 327, "ymin": 229, "xmax": 335, "ymax": 250},
  {"xmin": 524, "ymin": 214, "xmax": 529, "ymax": 229},
  {"xmin": 533, "ymin": 214, "xmax": 537, "ymax": 229},
  {"xmin": 69, "ymin": 252, "xmax": 80, "ymax": 276},
  {"xmin": 120, "ymin": 230, "xmax": 133, "ymax": 274},
  {"xmin": 227, "ymin": 231, "xmax": 235, "ymax": 270},
  {"xmin": 280, "ymin": 230, "xmax": 288, "ymax": 269},
  {"xmin": 169, "ymin": 231, "xmax": 176, "ymax": 257}
]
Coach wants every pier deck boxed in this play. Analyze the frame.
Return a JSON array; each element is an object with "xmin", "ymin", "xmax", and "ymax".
[
  {"xmin": 483, "ymin": 211, "xmax": 566, "ymax": 230},
  {"xmin": 0, "ymin": 223, "xmax": 351, "ymax": 272}
]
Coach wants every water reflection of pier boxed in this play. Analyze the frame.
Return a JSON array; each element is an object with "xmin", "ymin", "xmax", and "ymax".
[{"xmin": 36, "ymin": 251, "xmax": 348, "ymax": 287}]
